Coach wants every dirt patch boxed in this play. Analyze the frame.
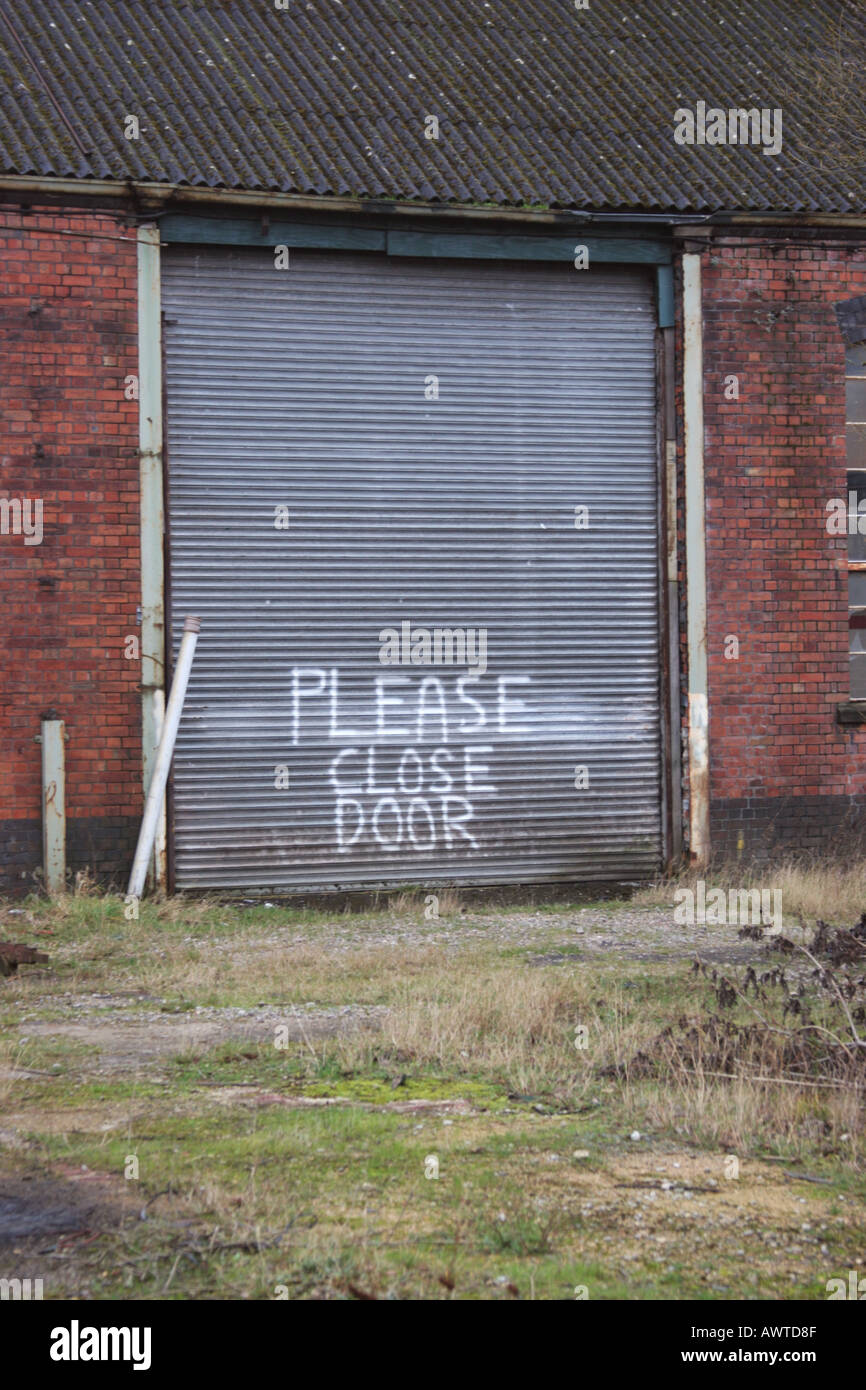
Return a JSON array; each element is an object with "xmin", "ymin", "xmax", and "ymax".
[
  {"xmin": 0, "ymin": 1169, "xmax": 132, "ymax": 1248},
  {"xmin": 17, "ymin": 1005, "xmax": 387, "ymax": 1072},
  {"xmin": 489, "ymin": 1141, "xmax": 861, "ymax": 1296},
  {"xmin": 0, "ymin": 1162, "xmax": 151, "ymax": 1301},
  {"xmin": 201, "ymin": 1086, "xmax": 479, "ymax": 1116},
  {"xmin": 564, "ymin": 1148, "xmax": 856, "ymax": 1289},
  {"xmin": 0, "ymin": 1103, "xmax": 150, "ymax": 1137}
]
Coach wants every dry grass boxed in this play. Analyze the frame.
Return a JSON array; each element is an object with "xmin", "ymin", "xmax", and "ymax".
[
  {"xmin": 44, "ymin": 884, "xmax": 228, "ymax": 929},
  {"xmin": 375, "ymin": 963, "xmax": 591, "ymax": 1096},
  {"xmin": 324, "ymin": 934, "xmax": 866, "ymax": 1155},
  {"xmin": 385, "ymin": 889, "xmax": 462, "ymax": 918},
  {"xmin": 10, "ymin": 883, "xmax": 865, "ymax": 1153},
  {"xmin": 640, "ymin": 1072, "xmax": 864, "ymax": 1162},
  {"xmin": 632, "ymin": 857, "xmax": 866, "ymax": 925},
  {"xmin": 0, "ymin": 1036, "xmax": 27, "ymax": 1104}
]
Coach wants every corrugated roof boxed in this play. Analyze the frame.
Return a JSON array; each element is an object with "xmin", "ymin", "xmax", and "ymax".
[{"xmin": 0, "ymin": 0, "xmax": 864, "ymax": 213}]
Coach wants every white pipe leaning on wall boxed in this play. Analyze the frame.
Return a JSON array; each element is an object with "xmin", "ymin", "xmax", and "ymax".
[
  {"xmin": 41, "ymin": 719, "xmax": 66, "ymax": 895},
  {"xmin": 682, "ymin": 252, "xmax": 710, "ymax": 866},
  {"xmin": 127, "ymin": 617, "xmax": 201, "ymax": 902},
  {"xmin": 137, "ymin": 223, "xmax": 168, "ymax": 890}
]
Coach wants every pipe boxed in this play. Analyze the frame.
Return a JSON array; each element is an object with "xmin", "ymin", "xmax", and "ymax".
[
  {"xmin": 682, "ymin": 252, "xmax": 710, "ymax": 866},
  {"xmin": 5, "ymin": 173, "xmax": 866, "ymax": 230},
  {"xmin": 127, "ymin": 616, "xmax": 200, "ymax": 901},
  {"xmin": 0, "ymin": 174, "xmax": 709, "ymax": 228},
  {"xmin": 41, "ymin": 718, "xmax": 66, "ymax": 895},
  {"xmin": 137, "ymin": 222, "xmax": 167, "ymax": 889},
  {"xmin": 5, "ymin": 175, "xmax": 866, "ymax": 230},
  {"xmin": 663, "ymin": 328, "xmax": 683, "ymax": 867}
]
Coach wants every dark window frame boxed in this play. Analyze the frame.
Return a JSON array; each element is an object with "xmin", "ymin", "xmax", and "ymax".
[{"xmin": 846, "ymin": 344, "xmax": 866, "ymax": 698}]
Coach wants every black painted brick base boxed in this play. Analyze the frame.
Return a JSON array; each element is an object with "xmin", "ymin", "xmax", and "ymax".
[
  {"xmin": 0, "ymin": 816, "xmax": 138, "ymax": 894},
  {"xmin": 4, "ymin": 801, "xmax": 864, "ymax": 895},
  {"xmin": 711, "ymin": 795, "xmax": 866, "ymax": 864}
]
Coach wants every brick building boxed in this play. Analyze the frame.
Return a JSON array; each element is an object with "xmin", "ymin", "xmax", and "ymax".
[{"xmin": 1, "ymin": 1, "xmax": 865, "ymax": 893}]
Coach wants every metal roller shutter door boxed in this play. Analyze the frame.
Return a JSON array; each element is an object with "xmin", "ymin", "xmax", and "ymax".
[{"xmin": 162, "ymin": 247, "xmax": 662, "ymax": 888}]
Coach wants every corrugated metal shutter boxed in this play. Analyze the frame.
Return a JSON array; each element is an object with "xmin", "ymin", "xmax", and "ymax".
[{"xmin": 162, "ymin": 247, "xmax": 662, "ymax": 889}]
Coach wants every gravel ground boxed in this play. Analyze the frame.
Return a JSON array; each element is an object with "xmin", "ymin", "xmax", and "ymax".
[
  {"xmin": 6, "ymin": 905, "xmax": 798, "ymax": 1073},
  {"xmin": 201, "ymin": 902, "xmax": 791, "ymax": 962}
]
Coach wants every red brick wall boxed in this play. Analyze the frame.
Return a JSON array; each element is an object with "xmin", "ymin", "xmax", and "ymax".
[
  {"xmin": 0, "ymin": 206, "xmax": 141, "ymax": 889},
  {"xmin": 4, "ymin": 209, "xmax": 866, "ymax": 888},
  {"xmin": 699, "ymin": 234, "xmax": 866, "ymax": 858}
]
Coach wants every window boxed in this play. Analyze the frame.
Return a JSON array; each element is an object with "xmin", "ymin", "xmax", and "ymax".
[{"xmin": 846, "ymin": 342, "xmax": 866, "ymax": 697}]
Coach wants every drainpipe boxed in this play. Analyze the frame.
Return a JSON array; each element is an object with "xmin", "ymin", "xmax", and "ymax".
[
  {"xmin": 127, "ymin": 617, "xmax": 200, "ymax": 901},
  {"xmin": 137, "ymin": 223, "xmax": 167, "ymax": 890},
  {"xmin": 0, "ymin": 173, "xmax": 712, "ymax": 228},
  {"xmin": 682, "ymin": 251, "xmax": 710, "ymax": 865},
  {"xmin": 40, "ymin": 718, "xmax": 66, "ymax": 895},
  {"xmin": 663, "ymin": 332, "xmax": 683, "ymax": 867}
]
